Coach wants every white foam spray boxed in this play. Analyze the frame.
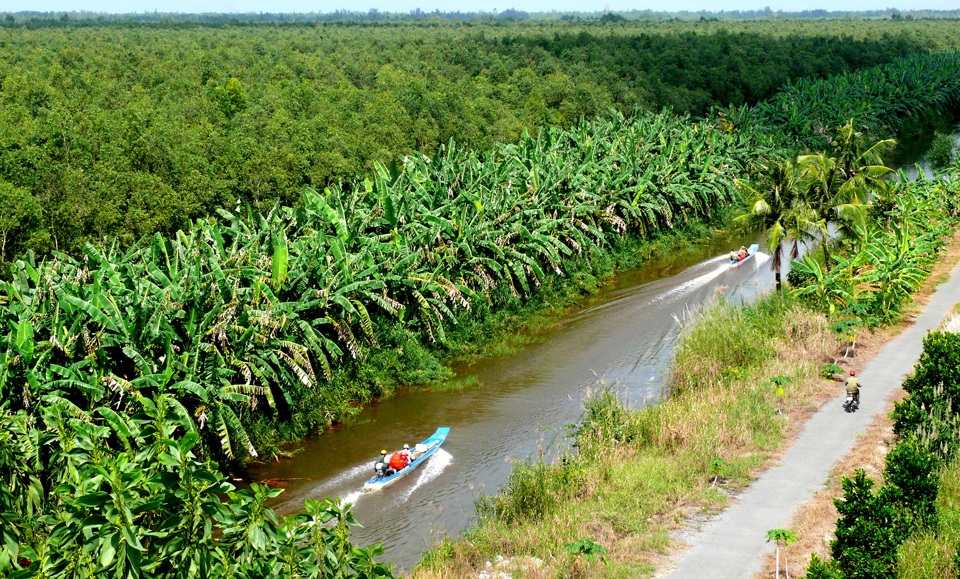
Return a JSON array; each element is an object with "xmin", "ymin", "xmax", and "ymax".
[
  {"xmin": 651, "ymin": 264, "xmax": 729, "ymax": 303},
  {"xmin": 399, "ymin": 449, "xmax": 453, "ymax": 502},
  {"xmin": 339, "ymin": 490, "xmax": 363, "ymax": 507},
  {"xmin": 309, "ymin": 462, "xmax": 371, "ymax": 497}
]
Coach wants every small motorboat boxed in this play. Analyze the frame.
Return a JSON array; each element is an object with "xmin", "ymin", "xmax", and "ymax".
[
  {"xmin": 728, "ymin": 243, "xmax": 760, "ymax": 267},
  {"xmin": 363, "ymin": 427, "xmax": 450, "ymax": 492}
]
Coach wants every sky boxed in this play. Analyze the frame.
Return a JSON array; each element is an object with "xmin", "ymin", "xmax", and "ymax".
[{"xmin": 5, "ymin": 0, "xmax": 958, "ymax": 14}]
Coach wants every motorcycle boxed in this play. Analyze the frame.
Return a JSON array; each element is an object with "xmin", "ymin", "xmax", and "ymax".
[{"xmin": 843, "ymin": 390, "xmax": 859, "ymax": 413}]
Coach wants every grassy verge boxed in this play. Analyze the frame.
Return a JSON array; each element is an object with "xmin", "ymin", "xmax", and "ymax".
[{"xmin": 413, "ymin": 293, "xmax": 838, "ymax": 578}]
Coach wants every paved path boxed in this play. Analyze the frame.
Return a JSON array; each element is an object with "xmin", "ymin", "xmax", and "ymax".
[{"xmin": 664, "ymin": 260, "xmax": 960, "ymax": 578}]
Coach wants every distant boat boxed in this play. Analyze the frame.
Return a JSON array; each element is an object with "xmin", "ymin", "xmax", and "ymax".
[
  {"xmin": 362, "ymin": 427, "xmax": 450, "ymax": 492},
  {"xmin": 728, "ymin": 243, "xmax": 760, "ymax": 267}
]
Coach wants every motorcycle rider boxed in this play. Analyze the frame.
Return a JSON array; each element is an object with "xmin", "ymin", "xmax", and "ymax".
[{"xmin": 844, "ymin": 369, "xmax": 861, "ymax": 405}]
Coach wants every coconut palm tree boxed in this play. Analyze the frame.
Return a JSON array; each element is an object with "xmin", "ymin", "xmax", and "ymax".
[
  {"xmin": 795, "ymin": 120, "xmax": 895, "ymax": 270},
  {"xmin": 734, "ymin": 158, "xmax": 819, "ymax": 291}
]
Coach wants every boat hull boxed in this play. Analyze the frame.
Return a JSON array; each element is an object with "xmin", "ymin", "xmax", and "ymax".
[
  {"xmin": 728, "ymin": 243, "xmax": 760, "ymax": 267},
  {"xmin": 363, "ymin": 427, "xmax": 450, "ymax": 492}
]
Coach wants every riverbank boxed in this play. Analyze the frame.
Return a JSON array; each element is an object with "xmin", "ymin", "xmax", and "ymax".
[
  {"xmin": 414, "ymin": 290, "xmax": 838, "ymax": 578},
  {"xmin": 412, "ymin": 171, "xmax": 960, "ymax": 578}
]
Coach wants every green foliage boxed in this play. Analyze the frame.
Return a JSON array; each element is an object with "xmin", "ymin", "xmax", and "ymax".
[
  {"xmin": 883, "ymin": 436, "xmax": 942, "ymax": 530},
  {"xmin": 927, "ymin": 132, "xmax": 957, "ymax": 169},
  {"xmin": 736, "ymin": 50, "xmax": 960, "ymax": 152},
  {"xmin": 733, "ymin": 157, "xmax": 818, "ymax": 290},
  {"xmin": 892, "ymin": 331, "xmax": 960, "ymax": 441},
  {"xmin": 0, "ymin": 399, "xmax": 393, "ymax": 578},
  {"xmin": 0, "ymin": 180, "xmax": 41, "ymax": 265},
  {"xmin": 831, "ymin": 470, "xmax": 910, "ymax": 579},
  {"xmin": 806, "ymin": 554, "xmax": 842, "ymax": 578},
  {"xmin": 214, "ymin": 77, "xmax": 248, "ymax": 120},
  {"xmin": 572, "ymin": 385, "xmax": 636, "ymax": 457},
  {"xmin": 709, "ymin": 457, "xmax": 730, "ymax": 485},
  {"xmin": 790, "ymin": 175, "xmax": 960, "ymax": 325},
  {"xmin": 0, "ymin": 20, "xmax": 950, "ymax": 262},
  {"xmin": 820, "ymin": 362, "xmax": 843, "ymax": 379},
  {"xmin": 476, "ymin": 459, "xmax": 564, "ymax": 525},
  {"xmin": 564, "ymin": 537, "xmax": 608, "ymax": 563}
]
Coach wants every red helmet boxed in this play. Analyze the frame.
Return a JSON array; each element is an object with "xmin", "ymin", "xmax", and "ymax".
[{"xmin": 850, "ymin": 370, "xmax": 856, "ymax": 376}]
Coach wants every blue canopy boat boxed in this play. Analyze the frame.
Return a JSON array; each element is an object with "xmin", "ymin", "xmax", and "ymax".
[
  {"xmin": 728, "ymin": 243, "xmax": 760, "ymax": 267},
  {"xmin": 363, "ymin": 427, "xmax": 450, "ymax": 492}
]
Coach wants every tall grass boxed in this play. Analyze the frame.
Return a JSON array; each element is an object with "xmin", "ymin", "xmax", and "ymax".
[
  {"xmin": 668, "ymin": 293, "xmax": 835, "ymax": 397},
  {"xmin": 897, "ymin": 461, "xmax": 960, "ymax": 578},
  {"xmin": 413, "ymin": 294, "xmax": 836, "ymax": 578}
]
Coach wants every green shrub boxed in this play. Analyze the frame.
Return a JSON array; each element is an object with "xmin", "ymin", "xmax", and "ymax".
[
  {"xmin": 786, "ymin": 264, "xmax": 813, "ymax": 289},
  {"xmin": 831, "ymin": 470, "xmax": 910, "ymax": 579},
  {"xmin": 883, "ymin": 436, "xmax": 941, "ymax": 529},
  {"xmin": 819, "ymin": 362, "xmax": 843, "ymax": 379},
  {"xmin": 565, "ymin": 537, "xmax": 608, "ymax": 563},
  {"xmin": 476, "ymin": 459, "xmax": 564, "ymax": 525},
  {"xmin": 927, "ymin": 132, "xmax": 957, "ymax": 169},
  {"xmin": 572, "ymin": 386, "xmax": 637, "ymax": 458},
  {"xmin": 892, "ymin": 332, "xmax": 960, "ymax": 439},
  {"xmin": 806, "ymin": 553, "xmax": 842, "ymax": 578}
]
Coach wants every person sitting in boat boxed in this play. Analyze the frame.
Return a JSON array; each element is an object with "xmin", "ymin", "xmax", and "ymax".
[
  {"xmin": 729, "ymin": 250, "xmax": 739, "ymax": 261},
  {"xmin": 374, "ymin": 449, "xmax": 389, "ymax": 477},
  {"xmin": 400, "ymin": 444, "xmax": 411, "ymax": 463},
  {"xmin": 389, "ymin": 447, "xmax": 410, "ymax": 472},
  {"xmin": 737, "ymin": 245, "xmax": 747, "ymax": 260}
]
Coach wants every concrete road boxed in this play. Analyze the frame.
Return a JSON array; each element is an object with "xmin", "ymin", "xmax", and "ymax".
[{"xmin": 663, "ymin": 260, "xmax": 960, "ymax": 578}]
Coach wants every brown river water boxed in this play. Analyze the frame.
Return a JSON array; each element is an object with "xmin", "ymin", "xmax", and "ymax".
[
  {"xmin": 245, "ymin": 233, "xmax": 775, "ymax": 572},
  {"xmin": 245, "ymin": 125, "xmax": 958, "ymax": 573}
]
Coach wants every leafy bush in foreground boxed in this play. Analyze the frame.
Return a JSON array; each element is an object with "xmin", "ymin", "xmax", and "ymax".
[{"xmin": 0, "ymin": 396, "xmax": 393, "ymax": 578}]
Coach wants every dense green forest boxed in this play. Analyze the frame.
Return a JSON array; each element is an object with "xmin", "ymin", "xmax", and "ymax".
[
  {"xmin": 2, "ymin": 19, "xmax": 960, "ymax": 264},
  {"xmin": 5, "ymin": 8, "xmax": 960, "ymax": 23}
]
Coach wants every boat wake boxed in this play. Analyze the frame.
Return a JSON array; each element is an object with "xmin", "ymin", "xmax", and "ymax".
[
  {"xmin": 313, "ymin": 462, "xmax": 371, "ymax": 494},
  {"xmin": 754, "ymin": 252, "xmax": 771, "ymax": 265},
  {"xmin": 269, "ymin": 462, "xmax": 371, "ymax": 512},
  {"xmin": 339, "ymin": 490, "xmax": 363, "ymax": 507},
  {"xmin": 650, "ymin": 264, "xmax": 729, "ymax": 303},
  {"xmin": 399, "ymin": 449, "xmax": 452, "ymax": 502}
]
